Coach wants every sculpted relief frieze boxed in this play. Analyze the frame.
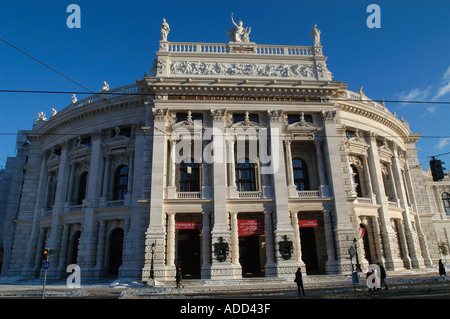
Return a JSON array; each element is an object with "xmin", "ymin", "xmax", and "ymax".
[{"xmin": 168, "ymin": 61, "xmax": 319, "ymax": 79}]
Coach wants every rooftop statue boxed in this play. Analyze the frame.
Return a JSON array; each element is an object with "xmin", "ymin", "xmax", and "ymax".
[
  {"xmin": 101, "ymin": 81, "xmax": 110, "ymax": 92},
  {"xmin": 227, "ymin": 13, "xmax": 251, "ymax": 42},
  {"xmin": 160, "ymin": 18, "xmax": 170, "ymax": 41},
  {"xmin": 310, "ymin": 24, "xmax": 321, "ymax": 47}
]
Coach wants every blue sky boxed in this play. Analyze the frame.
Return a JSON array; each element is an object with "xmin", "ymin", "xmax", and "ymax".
[{"xmin": 1, "ymin": 0, "xmax": 449, "ymax": 170}]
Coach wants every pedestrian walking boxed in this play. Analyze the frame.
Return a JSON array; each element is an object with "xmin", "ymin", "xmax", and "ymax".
[
  {"xmin": 294, "ymin": 267, "xmax": 305, "ymax": 296},
  {"xmin": 378, "ymin": 263, "xmax": 388, "ymax": 290},
  {"xmin": 176, "ymin": 266, "xmax": 185, "ymax": 288},
  {"xmin": 438, "ymin": 259, "xmax": 447, "ymax": 276}
]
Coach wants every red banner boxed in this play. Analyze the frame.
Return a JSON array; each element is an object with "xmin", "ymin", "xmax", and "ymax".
[
  {"xmin": 175, "ymin": 222, "xmax": 203, "ymax": 230},
  {"xmin": 238, "ymin": 219, "xmax": 265, "ymax": 236},
  {"xmin": 298, "ymin": 219, "xmax": 323, "ymax": 227}
]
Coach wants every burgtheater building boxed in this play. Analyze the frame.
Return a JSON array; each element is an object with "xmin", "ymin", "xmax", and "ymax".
[{"xmin": 1, "ymin": 18, "xmax": 450, "ymax": 283}]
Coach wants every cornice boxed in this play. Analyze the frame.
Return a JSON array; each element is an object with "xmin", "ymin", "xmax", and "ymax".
[
  {"xmin": 339, "ymin": 102, "xmax": 411, "ymax": 143},
  {"xmin": 32, "ymin": 97, "xmax": 145, "ymax": 140}
]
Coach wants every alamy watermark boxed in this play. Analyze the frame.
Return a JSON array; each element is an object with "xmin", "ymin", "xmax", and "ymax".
[
  {"xmin": 366, "ymin": 4, "xmax": 381, "ymax": 29},
  {"xmin": 170, "ymin": 123, "xmax": 280, "ymax": 175},
  {"xmin": 66, "ymin": 4, "xmax": 81, "ymax": 29},
  {"xmin": 66, "ymin": 264, "xmax": 81, "ymax": 288}
]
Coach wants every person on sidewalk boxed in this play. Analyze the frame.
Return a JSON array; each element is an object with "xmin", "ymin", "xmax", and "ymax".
[
  {"xmin": 438, "ymin": 259, "xmax": 447, "ymax": 277},
  {"xmin": 378, "ymin": 263, "xmax": 388, "ymax": 290},
  {"xmin": 176, "ymin": 266, "xmax": 185, "ymax": 288},
  {"xmin": 294, "ymin": 267, "xmax": 305, "ymax": 296}
]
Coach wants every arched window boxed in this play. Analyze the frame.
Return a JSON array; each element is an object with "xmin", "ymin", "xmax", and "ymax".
[
  {"xmin": 443, "ymin": 192, "xmax": 450, "ymax": 216},
  {"xmin": 76, "ymin": 172, "xmax": 88, "ymax": 205},
  {"xmin": 292, "ymin": 158, "xmax": 310, "ymax": 191},
  {"xmin": 235, "ymin": 159, "xmax": 257, "ymax": 191},
  {"xmin": 350, "ymin": 165, "xmax": 362, "ymax": 197},
  {"xmin": 178, "ymin": 160, "xmax": 200, "ymax": 192},
  {"xmin": 113, "ymin": 165, "xmax": 128, "ymax": 200}
]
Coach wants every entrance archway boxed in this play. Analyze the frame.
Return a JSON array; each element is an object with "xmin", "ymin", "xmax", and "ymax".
[
  {"xmin": 176, "ymin": 229, "xmax": 201, "ymax": 279},
  {"xmin": 108, "ymin": 228, "xmax": 124, "ymax": 276}
]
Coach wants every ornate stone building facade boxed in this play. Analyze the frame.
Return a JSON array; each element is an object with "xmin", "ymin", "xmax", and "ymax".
[{"xmin": 1, "ymin": 19, "xmax": 449, "ymax": 282}]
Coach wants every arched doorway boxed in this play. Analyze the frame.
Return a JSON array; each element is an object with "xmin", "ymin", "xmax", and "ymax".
[{"xmin": 108, "ymin": 228, "xmax": 124, "ymax": 276}]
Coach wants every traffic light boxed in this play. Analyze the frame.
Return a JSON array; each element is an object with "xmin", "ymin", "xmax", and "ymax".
[
  {"xmin": 42, "ymin": 249, "xmax": 49, "ymax": 261},
  {"xmin": 430, "ymin": 158, "xmax": 446, "ymax": 181}
]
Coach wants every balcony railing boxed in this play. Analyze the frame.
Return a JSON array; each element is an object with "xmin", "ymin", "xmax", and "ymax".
[
  {"xmin": 176, "ymin": 192, "xmax": 201, "ymax": 199},
  {"xmin": 297, "ymin": 190, "xmax": 320, "ymax": 198},
  {"xmin": 166, "ymin": 42, "xmax": 314, "ymax": 56},
  {"xmin": 238, "ymin": 191, "xmax": 262, "ymax": 198}
]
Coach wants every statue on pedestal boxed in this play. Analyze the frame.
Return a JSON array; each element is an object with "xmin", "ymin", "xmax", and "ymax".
[
  {"xmin": 160, "ymin": 18, "xmax": 170, "ymax": 41},
  {"xmin": 310, "ymin": 24, "xmax": 321, "ymax": 46},
  {"xmin": 101, "ymin": 81, "xmax": 109, "ymax": 92},
  {"xmin": 227, "ymin": 13, "xmax": 251, "ymax": 42}
]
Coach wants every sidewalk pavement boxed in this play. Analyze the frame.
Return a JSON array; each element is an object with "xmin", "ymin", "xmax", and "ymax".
[{"xmin": 0, "ymin": 267, "xmax": 448, "ymax": 299}]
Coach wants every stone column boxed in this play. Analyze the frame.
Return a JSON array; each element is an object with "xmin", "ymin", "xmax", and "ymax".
[
  {"xmin": 209, "ymin": 109, "xmax": 238, "ymax": 279},
  {"xmin": 121, "ymin": 129, "xmax": 146, "ymax": 278},
  {"xmin": 56, "ymin": 224, "xmax": 70, "ymax": 275},
  {"xmin": 371, "ymin": 216, "xmax": 385, "ymax": 265},
  {"xmin": 22, "ymin": 153, "xmax": 48, "ymax": 276},
  {"xmin": 323, "ymin": 210, "xmax": 338, "ymax": 273},
  {"xmin": 230, "ymin": 212, "xmax": 241, "ymax": 269},
  {"xmin": 391, "ymin": 145, "xmax": 424, "ymax": 268},
  {"xmin": 201, "ymin": 212, "xmax": 211, "ymax": 278},
  {"xmin": 362, "ymin": 155, "xmax": 376, "ymax": 203},
  {"xmin": 267, "ymin": 110, "xmax": 299, "ymax": 277},
  {"xmin": 367, "ymin": 132, "xmax": 403, "ymax": 271},
  {"xmin": 264, "ymin": 211, "xmax": 277, "ymax": 276},
  {"xmin": 143, "ymin": 107, "xmax": 169, "ymax": 282},
  {"xmin": 78, "ymin": 132, "xmax": 103, "ymax": 279},
  {"xmin": 321, "ymin": 110, "xmax": 354, "ymax": 273},
  {"xmin": 290, "ymin": 211, "xmax": 305, "ymax": 268},
  {"xmin": 284, "ymin": 140, "xmax": 295, "ymax": 187},
  {"xmin": 66, "ymin": 164, "xmax": 74, "ymax": 204},
  {"xmin": 165, "ymin": 212, "xmax": 176, "ymax": 279},
  {"xmin": 94, "ymin": 220, "xmax": 106, "ymax": 278},
  {"xmin": 47, "ymin": 141, "xmax": 70, "ymax": 277},
  {"xmin": 101, "ymin": 155, "xmax": 110, "ymax": 198},
  {"xmin": 314, "ymin": 139, "xmax": 328, "ymax": 197}
]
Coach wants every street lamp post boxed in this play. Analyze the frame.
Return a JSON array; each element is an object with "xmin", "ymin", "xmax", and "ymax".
[
  {"xmin": 150, "ymin": 242, "xmax": 155, "ymax": 281},
  {"xmin": 353, "ymin": 238, "xmax": 362, "ymax": 272}
]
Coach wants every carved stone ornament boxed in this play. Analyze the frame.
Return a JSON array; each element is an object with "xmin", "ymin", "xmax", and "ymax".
[
  {"xmin": 213, "ymin": 237, "xmax": 229, "ymax": 262},
  {"xmin": 152, "ymin": 108, "xmax": 168, "ymax": 121},
  {"xmin": 322, "ymin": 110, "xmax": 337, "ymax": 123},
  {"xmin": 169, "ymin": 61, "xmax": 317, "ymax": 79},
  {"xmin": 278, "ymin": 235, "xmax": 293, "ymax": 260},
  {"xmin": 267, "ymin": 109, "xmax": 283, "ymax": 122}
]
